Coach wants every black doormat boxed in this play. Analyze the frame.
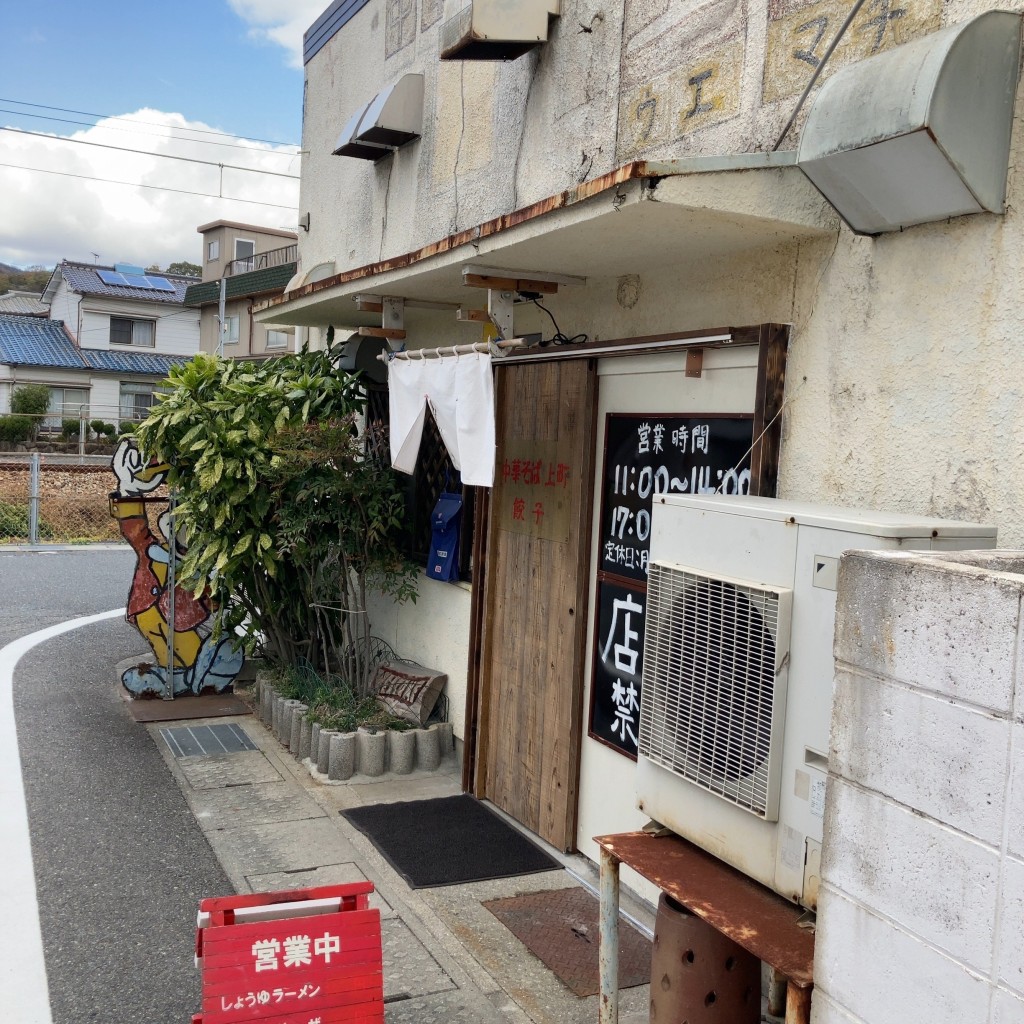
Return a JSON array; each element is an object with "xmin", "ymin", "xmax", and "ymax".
[{"xmin": 340, "ymin": 794, "xmax": 561, "ymax": 889}]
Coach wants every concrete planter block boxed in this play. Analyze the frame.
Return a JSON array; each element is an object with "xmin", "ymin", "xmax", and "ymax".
[
  {"xmin": 329, "ymin": 731, "xmax": 357, "ymax": 781},
  {"xmin": 298, "ymin": 715, "xmax": 313, "ymax": 760},
  {"xmin": 289, "ymin": 704, "xmax": 308, "ymax": 753},
  {"xmin": 275, "ymin": 696, "xmax": 289, "ymax": 742},
  {"xmin": 310, "ymin": 723, "xmax": 321, "ymax": 764},
  {"xmin": 357, "ymin": 728, "xmax": 387, "ymax": 777},
  {"xmin": 415, "ymin": 727, "xmax": 441, "ymax": 771},
  {"xmin": 261, "ymin": 685, "xmax": 275, "ymax": 726},
  {"xmin": 317, "ymin": 729, "xmax": 338, "ymax": 775},
  {"xmin": 388, "ymin": 729, "xmax": 417, "ymax": 775},
  {"xmin": 430, "ymin": 722, "xmax": 454, "ymax": 758},
  {"xmin": 280, "ymin": 699, "xmax": 301, "ymax": 747},
  {"xmin": 271, "ymin": 694, "xmax": 283, "ymax": 738}
]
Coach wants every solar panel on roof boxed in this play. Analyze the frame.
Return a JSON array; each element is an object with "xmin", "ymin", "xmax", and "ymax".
[
  {"xmin": 144, "ymin": 276, "xmax": 175, "ymax": 292},
  {"xmin": 122, "ymin": 274, "xmax": 152, "ymax": 288},
  {"xmin": 97, "ymin": 269, "xmax": 128, "ymax": 286}
]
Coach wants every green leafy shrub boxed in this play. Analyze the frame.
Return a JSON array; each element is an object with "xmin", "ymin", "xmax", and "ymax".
[
  {"xmin": 0, "ymin": 501, "xmax": 53, "ymax": 541},
  {"xmin": 10, "ymin": 383, "xmax": 50, "ymax": 417},
  {"xmin": 61, "ymin": 419, "xmax": 80, "ymax": 440},
  {"xmin": 101, "ymin": 422, "xmax": 116, "ymax": 439},
  {"xmin": 0, "ymin": 415, "xmax": 34, "ymax": 443},
  {"xmin": 134, "ymin": 350, "xmax": 418, "ymax": 695},
  {"xmin": 0, "ymin": 501, "xmax": 29, "ymax": 538}
]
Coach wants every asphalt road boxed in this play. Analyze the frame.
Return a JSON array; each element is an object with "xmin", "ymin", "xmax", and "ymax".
[{"xmin": 2, "ymin": 547, "xmax": 235, "ymax": 1023}]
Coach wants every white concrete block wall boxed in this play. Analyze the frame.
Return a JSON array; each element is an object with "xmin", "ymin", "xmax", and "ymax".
[{"xmin": 816, "ymin": 550, "xmax": 1024, "ymax": 1024}]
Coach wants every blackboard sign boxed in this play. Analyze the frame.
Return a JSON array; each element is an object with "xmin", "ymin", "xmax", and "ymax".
[
  {"xmin": 589, "ymin": 412, "xmax": 753, "ymax": 757},
  {"xmin": 599, "ymin": 414, "xmax": 753, "ymax": 583},
  {"xmin": 589, "ymin": 577, "xmax": 646, "ymax": 759}
]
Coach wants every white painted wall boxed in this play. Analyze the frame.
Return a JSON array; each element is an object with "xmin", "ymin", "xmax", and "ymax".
[
  {"xmin": 818, "ymin": 549, "xmax": 1024, "ymax": 1024},
  {"xmin": 364, "ymin": 576, "xmax": 472, "ymax": 740},
  {"xmin": 575, "ymin": 346, "xmax": 762, "ymax": 903},
  {"xmin": 47, "ymin": 279, "xmax": 80, "ymax": 340},
  {"xmin": 79, "ymin": 299, "xmax": 200, "ymax": 356}
]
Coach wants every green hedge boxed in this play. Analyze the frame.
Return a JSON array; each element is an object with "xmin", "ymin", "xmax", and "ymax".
[{"xmin": 0, "ymin": 415, "xmax": 34, "ymax": 443}]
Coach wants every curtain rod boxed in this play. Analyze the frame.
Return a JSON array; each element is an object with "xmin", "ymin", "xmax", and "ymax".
[{"xmin": 376, "ymin": 339, "xmax": 525, "ymax": 363}]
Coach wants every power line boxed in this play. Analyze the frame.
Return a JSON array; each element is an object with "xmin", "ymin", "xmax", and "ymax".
[
  {"xmin": 2, "ymin": 127, "xmax": 300, "ymax": 179},
  {"xmin": 0, "ymin": 97, "xmax": 299, "ymax": 149},
  {"xmin": 0, "ymin": 107, "xmax": 299, "ymax": 157},
  {"xmin": 0, "ymin": 161, "xmax": 298, "ymax": 211}
]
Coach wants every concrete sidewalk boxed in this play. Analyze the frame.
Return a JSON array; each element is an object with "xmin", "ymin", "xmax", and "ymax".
[{"xmin": 151, "ymin": 699, "xmax": 653, "ymax": 1024}]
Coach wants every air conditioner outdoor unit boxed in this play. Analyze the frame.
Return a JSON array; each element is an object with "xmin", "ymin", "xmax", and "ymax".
[
  {"xmin": 440, "ymin": 0, "xmax": 559, "ymax": 60},
  {"xmin": 636, "ymin": 494, "xmax": 996, "ymax": 909}
]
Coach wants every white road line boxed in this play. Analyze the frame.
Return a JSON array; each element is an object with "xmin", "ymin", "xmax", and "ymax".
[{"xmin": 0, "ymin": 607, "xmax": 125, "ymax": 1024}]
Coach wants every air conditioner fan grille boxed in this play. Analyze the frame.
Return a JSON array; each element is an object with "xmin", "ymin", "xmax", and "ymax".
[{"xmin": 639, "ymin": 563, "xmax": 785, "ymax": 818}]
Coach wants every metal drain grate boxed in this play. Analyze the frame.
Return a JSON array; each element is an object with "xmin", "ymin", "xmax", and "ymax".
[{"xmin": 160, "ymin": 723, "xmax": 258, "ymax": 758}]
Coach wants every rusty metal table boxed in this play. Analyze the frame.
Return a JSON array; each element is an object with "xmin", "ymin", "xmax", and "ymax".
[{"xmin": 594, "ymin": 831, "xmax": 814, "ymax": 1024}]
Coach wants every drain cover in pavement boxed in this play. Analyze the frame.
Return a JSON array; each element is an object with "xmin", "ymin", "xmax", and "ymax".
[
  {"xmin": 160, "ymin": 723, "xmax": 257, "ymax": 758},
  {"xmin": 483, "ymin": 886, "xmax": 651, "ymax": 998}
]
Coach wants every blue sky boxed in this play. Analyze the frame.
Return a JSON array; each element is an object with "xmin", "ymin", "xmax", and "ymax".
[
  {"xmin": 1, "ymin": 1, "xmax": 328, "ymax": 270},
  {"xmin": 4, "ymin": 2, "xmax": 307, "ymax": 146}
]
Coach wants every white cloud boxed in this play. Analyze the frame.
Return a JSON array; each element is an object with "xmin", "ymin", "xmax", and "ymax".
[
  {"xmin": 0, "ymin": 110, "xmax": 301, "ymax": 270},
  {"xmin": 227, "ymin": 0, "xmax": 331, "ymax": 68}
]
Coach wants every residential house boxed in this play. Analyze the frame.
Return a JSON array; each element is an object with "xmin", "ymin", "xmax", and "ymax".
[
  {"xmin": 0, "ymin": 260, "xmax": 200, "ymax": 426},
  {"xmin": 0, "ymin": 313, "xmax": 187, "ymax": 428},
  {"xmin": 185, "ymin": 221, "xmax": 298, "ymax": 360},
  {"xmin": 256, "ymin": 3, "xmax": 1024, "ymax": 1019}
]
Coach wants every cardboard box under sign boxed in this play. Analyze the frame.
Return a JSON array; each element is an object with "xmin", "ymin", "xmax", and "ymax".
[{"xmin": 193, "ymin": 881, "xmax": 383, "ymax": 1024}]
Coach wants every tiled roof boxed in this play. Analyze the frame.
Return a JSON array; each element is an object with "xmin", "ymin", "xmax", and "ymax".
[
  {"xmin": 60, "ymin": 262, "xmax": 197, "ymax": 304},
  {"xmin": 0, "ymin": 314, "xmax": 85, "ymax": 368},
  {"xmin": 79, "ymin": 349, "xmax": 188, "ymax": 376},
  {"xmin": 185, "ymin": 263, "xmax": 297, "ymax": 307},
  {"xmin": 0, "ymin": 291, "xmax": 49, "ymax": 315},
  {"xmin": 0, "ymin": 313, "xmax": 189, "ymax": 377}
]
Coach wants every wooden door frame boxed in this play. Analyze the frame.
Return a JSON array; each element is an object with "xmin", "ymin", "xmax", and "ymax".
[{"xmin": 462, "ymin": 323, "xmax": 791, "ymax": 798}]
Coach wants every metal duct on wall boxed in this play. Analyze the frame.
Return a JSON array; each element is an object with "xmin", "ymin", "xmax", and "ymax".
[
  {"xmin": 333, "ymin": 74, "xmax": 425, "ymax": 161},
  {"xmin": 797, "ymin": 11, "xmax": 1022, "ymax": 235}
]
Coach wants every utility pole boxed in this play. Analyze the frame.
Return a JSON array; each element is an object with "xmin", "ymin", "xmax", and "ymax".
[{"xmin": 217, "ymin": 276, "xmax": 227, "ymax": 357}]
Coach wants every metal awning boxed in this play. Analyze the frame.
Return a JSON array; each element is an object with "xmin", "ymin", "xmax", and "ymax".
[{"xmin": 255, "ymin": 154, "xmax": 837, "ymax": 331}]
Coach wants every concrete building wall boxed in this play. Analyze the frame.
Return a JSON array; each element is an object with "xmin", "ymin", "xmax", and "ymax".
[
  {"xmin": 820, "ymin": 548, "xmax": 1024, "ymax": 1024},
  {"xmin": 298, "ymin": 0, "xmax": 1024, "ymax": 543},
  {"xmin": 199, "ymin": 300, "xmax": 297, "ymax": 358},
  {"xmin": 199, "ymin": 223, "xmax": 297, "ymax": 283},
  {"xmin": 289, "ymin": 0, "xmax": 1024, "ymax": 959}
]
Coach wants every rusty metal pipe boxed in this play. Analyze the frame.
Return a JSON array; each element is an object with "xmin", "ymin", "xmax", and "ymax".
[{"xmin": 599, "ymin": 846, "xmax": 620, "ymax": 1024}]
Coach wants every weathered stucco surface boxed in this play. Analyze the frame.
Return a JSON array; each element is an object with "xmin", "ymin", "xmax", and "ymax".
[
  {"xmin": 291, "ymin": 6, "xmax": 1024, "ymax": 991},
  {"xmin": 298, "ymin": 0, "xmax": 1024, "ymax": 545}
]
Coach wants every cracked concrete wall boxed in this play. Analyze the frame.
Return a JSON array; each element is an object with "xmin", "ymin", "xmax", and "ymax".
[
  {"xmin": 821, "ymin": 549, "xmax": 1024, "ymax": 1023},
  {"xmin": 298, "ymin": 0, "xmax": 976, "ymax": 270},
  {"xmin": 298, "ymin": 0, "xmax": 1024, "ymax": 545}
]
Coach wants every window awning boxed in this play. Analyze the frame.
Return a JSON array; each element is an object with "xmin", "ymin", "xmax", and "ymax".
[{"xmin": 255, "ymin": 154, "xmax": 837, "ymax": 332}]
